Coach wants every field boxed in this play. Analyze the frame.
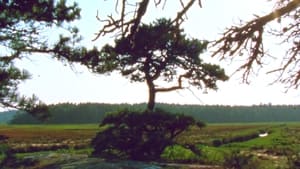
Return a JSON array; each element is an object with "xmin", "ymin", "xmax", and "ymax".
[
  {"xmin": 0, "ymin": 123, "xmax": 300, "ymax": 168},
  {"xmin": 0, "ymin": 124, "xmax": 98, "ymax": 152}
]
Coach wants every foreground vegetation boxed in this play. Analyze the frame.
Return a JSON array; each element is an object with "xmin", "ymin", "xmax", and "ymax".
[
  {"xmin": 0, "ymin": 122, "xmax": 299, "ymax": 168},
  {"xmin": 170, "ymin": 123, "xmax": 300, "ymax": 168}
]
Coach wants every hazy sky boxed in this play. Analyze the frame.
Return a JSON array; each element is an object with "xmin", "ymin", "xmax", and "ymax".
[{"xmin": 15, "ymin": 0, "xmax": 300, "ymax": 106}]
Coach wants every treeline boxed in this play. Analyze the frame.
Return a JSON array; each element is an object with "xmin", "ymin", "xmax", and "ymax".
[
  {"xmin": 10, "ymin": 103, "xmax": 139, "ymax": 124},
  {"xmin": 0, "ymin": 111, "xmax": 17, "ymax": 124},
  {"xmin": 159, "ymin": 104, "xmax": 300, "ymax": 123},
  {"xmin": 9, "ymin": 103, "xmax": 300, "ymax": 124}
]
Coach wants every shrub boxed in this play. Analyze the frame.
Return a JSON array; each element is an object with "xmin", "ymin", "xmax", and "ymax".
[
  {"xmin": 91, "ymin": 109, "xmax": 198, "ymax": 161},
  {"xmin": 0, "ymin": 147, "xmax": 37, "ymax": 168},
  {"xmin": 0, "ymin": 144, "xmax": 9, "ymax": 156},
  {"xmin": 160, "ymin": 145, "xmax": 198, "ymax": 162},
  {"xmin": 196, "ymin": 121, "xmax": 206, "ymax": 129},
  {"xmin": 212, "ymin": 139, "xmax": 223, "ymax": 147},
  {"xmin": 223, "ymin": 151, "xmax": 260, "ymax": 169},
  {"xmin": 197, "ymin": 145, "xmax": 227, "ymax": 164},
  {"xmin": 212, "ymin": 132, "xmax": 259, "ymax": 147},
  {"xmin": 223, "ymin": 133, "xmax": 259, "ymax": 144}
]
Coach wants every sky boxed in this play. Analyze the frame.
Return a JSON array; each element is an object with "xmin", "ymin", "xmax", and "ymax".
[{"xmin": 15, "ymin": 0, "xmax": 300, "ymax": 106}]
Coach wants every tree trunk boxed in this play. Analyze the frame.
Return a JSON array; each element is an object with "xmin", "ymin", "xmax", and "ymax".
[{"xmin": 147, "ymin": 79, "xmax": 156, "ymax": 111}]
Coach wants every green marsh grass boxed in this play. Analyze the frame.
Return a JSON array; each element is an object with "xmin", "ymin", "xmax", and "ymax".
[{"xmin": 0, "ymin": 123, "xmax": 299, "ymax": 168}]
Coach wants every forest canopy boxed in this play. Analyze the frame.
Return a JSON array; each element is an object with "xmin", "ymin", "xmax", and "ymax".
[{"xmin": 8, "ymin": 103, "xmax": 300, "ymax": 124}]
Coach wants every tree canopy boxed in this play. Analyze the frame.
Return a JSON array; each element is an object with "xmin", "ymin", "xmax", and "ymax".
[
  {"xmin": 96, "ymin": 0, "xmax": 300, "ymax": 90},
  {"xmin": 75, "ymin": 18, "xmax": 228, "ymax": 110},
  {"xmin": 0, "ymin": 0, "xmax": 81, "ymax": 119},
  {"xmin": 3, "ymin": 0, "xmax": 299, "ymax": 116}
]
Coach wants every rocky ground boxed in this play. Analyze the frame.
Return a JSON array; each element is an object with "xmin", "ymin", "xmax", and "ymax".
[
  {"xmin": 5, "ymin": 152, "xmax": 221, "ymax": 169},
  {"xmin": 49, "ymin": 158, "xmax": 220, "ymax": 169}
]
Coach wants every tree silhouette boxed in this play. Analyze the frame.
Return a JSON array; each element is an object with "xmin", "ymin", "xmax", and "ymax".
[
  {"xmin": 212, "ymin": 0, "xmax": 300, "ymax": 87},
  {"xmin": 0, "ymin": 0, "xmax": 81, "ymax": 119},
  {"xmin": 78, "ymin": 18, "xmax": 228, "ymax": 110},
  {"xmin": 94, "ymin": 0, "xmax": 202, "ymax": 39},
  {"xmin": 95, "ymin": 0, "xmax": 300, "ymax": 89}
]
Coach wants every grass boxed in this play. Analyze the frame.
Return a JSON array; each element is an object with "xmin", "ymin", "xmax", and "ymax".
[
  {"xmin": 0, "ymin": 124, "xmax": 99, "ymax": 143},
  {"xmin": 0, "ymin": 123, "xmax": 100, "ymax": 160},
  {"xmin": 173, "ymin": 123, "xmax": 300, "ymax": 168},
  {"xmin": 15, "ymin": 147, "xmax": 93, "ymax": 159},
  {"xmin": 223, "ymin": 125, "xmax": 298, "ymax": 150},
  {"xmin": 176, "ymin": 123, "xmax": 270, "ymax": 146},
  {"xmin": 161, "ymin": 145, "xmax": 199, "ymax": 162},
  {"xmin": 0, "ymin": 124, "xmax": 99, "ymax": 130},
  {"xmin": 1, "ymin": 123, "xmax": 300, "ymax": 168}
]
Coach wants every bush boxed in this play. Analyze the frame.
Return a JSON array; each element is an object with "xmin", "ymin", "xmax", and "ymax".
[
  {"xmin": 223, "ymin": 151, "xmax": 260, "ymax": 169},
  {"xmin": 223, "ymin": 133, "xmax": 259, "ymax": 145},
  {"xmin": 212, "ymin": 139, "xmax": 223, "ymax": 147},
  {"xmin": 197, "ymin": 145, "xmax": 227, "ymax": 164},
  {"xmin": 161, "ymin": 145, "xmax": 198, "ymax": 162},
  {"xmin": 211, "ymin": 132, "xmax": 259, "ymax": 147},
  {"xmin": 0, "ymin": 144, "xmax": 9, "ymax": 156},
  {"xmin": 91, "ymin": 109, "xmax": 198, "ymax": 161},
  {"xmin": 0, "ymin": 147, "xmax": 38, "ymax": 168}
]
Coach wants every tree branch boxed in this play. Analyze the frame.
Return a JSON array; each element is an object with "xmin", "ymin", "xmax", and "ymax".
[
  {"xmin": 266, "ymin": 2, "xmax": 300, "ymax": 88},
  {"xmin": 171, "ymin": 0, "xmax": 198, "ymax": 26},
  {"xmin": 94, "ymin": 0, "xmax": 202, "ymax": 40},
  {"xmin": 212, "ymin": 0, "xmax": 300, "ymax": 83},
  {"xmin": 155, "ymin": 70, "xmax": 192, "ymax": 92}
]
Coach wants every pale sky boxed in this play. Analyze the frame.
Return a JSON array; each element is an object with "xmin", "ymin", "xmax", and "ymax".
[{"xmin": 15, "ymin": 0, "xmax": 300, "ymax": 106}]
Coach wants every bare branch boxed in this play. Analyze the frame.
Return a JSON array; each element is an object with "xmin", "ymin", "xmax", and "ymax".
[
  {"xmin": 154, "ymin": 0, "xmax": 162, "ymax": 7},
  {"xmin": 265, "ymin": 2, "xmax": 300, "ymax": 88},
  {"xmin": 172, "ymin": 0, "xmax": 197, "ymax": 27},
  {"xmin": 94, "ymin": 0, "xmax": 202, "ymax": 41},
  {"xmin": 198, "ymin": 0, "xmax": 202, "ymax": 8},
  {"xmin": 212, "ymin": 0, "xmax": 300, "ymax": 83},
  {"xmin": 162, "ymin": 0, "xmax": 167, "ymax": 9},
  {"xmin": 155, "ymin": 70, "xmax": 193, "ymax": 92}
]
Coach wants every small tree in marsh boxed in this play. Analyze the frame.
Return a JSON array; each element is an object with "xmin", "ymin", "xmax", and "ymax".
[
  {"xmin": 91, "ymin": 109, "xmax": 200, "ymax": 161},
  {"xmin": 80, "ymin": 18, "xmax": 228, "ymax": 110}
]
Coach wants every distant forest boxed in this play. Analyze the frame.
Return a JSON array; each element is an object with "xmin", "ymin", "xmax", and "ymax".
[{"xmin": 8, "ymin": 103, "xmax": 300, "ymax": 124}]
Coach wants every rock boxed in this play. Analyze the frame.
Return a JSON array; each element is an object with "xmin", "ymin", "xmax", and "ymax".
[
  {"xmin": 59, "ymin": 159, "xmax": 162, "ymax": 169},
  {"xmin": 259, "ymin": 133, "xmax": 268, "ymax": 137}
]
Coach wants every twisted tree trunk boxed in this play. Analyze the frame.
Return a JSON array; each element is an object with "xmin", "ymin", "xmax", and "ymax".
[{"xmin": 147, "ymin": 79, "xmax": 156, "ymax": 111}]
